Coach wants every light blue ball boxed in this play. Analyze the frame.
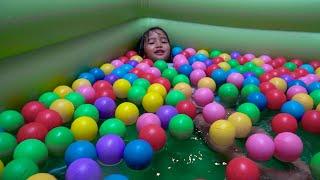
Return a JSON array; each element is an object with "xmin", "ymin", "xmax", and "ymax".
[
  {"xmin": 89, "ymin": 67, "xmax": 105, "ymax": 80},
  {"xmin": 281, "ymin": 100, "xmax": 305, "ymax": 120},
  {"xmin": 172, "ymin": 46, "xmax": 183, "ymax": 56},
  {"xmin": 104, "ymin": 174, "xmax": 128, "ymax": 180},
  {"xmin": 243, "ymin": 76, "xmax": 260, "ymax": 86},
  {"xmin": 247, "ymin": 92, "xmax": 267, "ymax": 110},
  {"xmin": 124, "ymin": 139, "xmax": 153, "ymax": 170},
  {"xmin": 79, "ymin": 72, "xmax": 96, "ymax": 84},
  {"xmin": 64, "ymin": 140, "xmax": 97, "ymax": 165},
  {"xmin": 300, "ymin": 64, "xmax": 314, "ymax": 74},
  {"xmin": 123, "ymin": 73, "xmax": 138, "ymax": 84}
]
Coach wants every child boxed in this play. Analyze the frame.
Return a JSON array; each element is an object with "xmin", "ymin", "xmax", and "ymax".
[{"xmin": 137, "ymin": 27, "xmax": 171, "ymax": 62}]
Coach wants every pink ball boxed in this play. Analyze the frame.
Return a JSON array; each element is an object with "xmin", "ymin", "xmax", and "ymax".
[
  {"xmin": 259, "ymin": 55, "xmax": 272, "ymax": 63},
  {"xmin": 184, "ymin": 48, "xmax": 196, "ymax": 56},
  {"xmin": 192, "ymin": 61, "xmax": 206, "ymax": 70},
  {"xmin": 245, "ymin": 133, "xmax": 275, "ymax": 161},
  {"xmin": 274, "ymin": 132, "xmax": 303, "ymax": 162},
  {"xmin": 244, "ymin": 53, "xmax": 256, "ymax": 61},
  {"xmin": 190, "ymin": 69, "xmax": 206, "ymax": 86},
  {"xmin": 136, "ymin": 63, "xmax": 150, "ymax": 71},
  {"xmin": 111, "ymin": 60, "xmax": 123, "ymax": 68},
  {"xmin": 262, "ymin": 64, "xmax": 274, "ymax": 72},
  {"xmin": 136, "ymin": 113, "xmax": 161, "ymax": 132},
  {"xmin": 227, "ymin": 73, "xmax": 244, "ymax": 88},
  {"xmin": 202, "ymin": 102, "xmax": 226, "ymax": 124},
  {"xmin": 76, "ymin": 86, "xmax": 96, "ymax": 103},
  {"xmin": 173, "ymin": 55, "xmax": 188, "ymax": 69},
  {"xmin": 305, "ymin": 74, "xmax": 319, "ymax": 83},
  {"xmin": 146, "ymin": 67, "xmax": 161, "ymax": 78},
  {"xmin": 193, "ymin": 88, "xmax": 214, "ymax": 107},
  {"xmin": 286, "ymin": 85, "xmax": 307, "ymax": 99},
  {"xmin": 298, "ymin": 77, "xmax": 312, "ymax": 86}
]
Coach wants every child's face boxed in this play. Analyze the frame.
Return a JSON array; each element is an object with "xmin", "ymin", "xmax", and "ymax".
[{"xmin": 143, "ymin": 29, "xmax": 170, "ymax": 61}]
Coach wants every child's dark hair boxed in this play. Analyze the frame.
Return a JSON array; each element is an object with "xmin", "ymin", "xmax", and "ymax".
[{"xmin": 137, "ymin": 26, "xmax": 171, "ymax": 59}]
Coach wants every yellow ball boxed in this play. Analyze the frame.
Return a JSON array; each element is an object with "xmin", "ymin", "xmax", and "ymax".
[
  {"xmin": 227, "ymin": 112, "xmax": 252, "ymax": 138},
  {"xmin": 218, "ymin": 62, "xmax": 231, "ymax": 71},
  {"xmin": 316, "ymin": 104, "xmax": 320, "ymax": 111},
  {"xmin": 269, "ymin": 77, "xmax": 287, "ymax": 92},
  {"xmin": 27, "ymin": 173, "xmax": 57, "ymax": 180},
  {"xmin": 113, "ymin": 79, "xmax": 131, "ymax": 98},
  {"xmin": 0, "ymin": 160, "xmax": 3, "ymax": 175},
  {"xmin": 197, "ymin": 77, "xmax": 216, "ymax": 92},
  {"xmin": 209, "ymin": 120, "xmax": 236, "ymax": 147},
  {"xmin": 292, "ymin": 93, "xmax": 314, "ymax": 111},
  {"xmin": 72, "ymin": 78, "xmax": 91, "ymax": 91},
  {"xmin": 147, "ymin": 83, "xmax": 167, "ymax": 98},
  {"xmin": 71, "ymin": 116, "xmax": 98, "ymax": 141},
  {"xmin": 53, "ymin": 85, "xmax": 73, "ymax": 98},
  {"xmin": 50, "ymin": 99, "xmax": 74, "ymax": 123},
  {"xmin": 316, "ymin": 67, "xmax": 320, "ymax": 76},
  {"xmin": 142, "ymin": 92, "xmax": 164, "ymax": 112},
  {"xmin": 173, "ymin": 83, "xmax": 192, "ymax": 99},
  {"xmin": 251, "ymin": 58, "xmax": 264, "ymax": 66},
  {"xmin": 130, "ymin": 55, "xmax": 143, "ymax": 62},
  {"xmin": 219, "ymin": 53, "xmax": 231, "ymax": 61},
  {"xmin": 100, "ymin": 63, "xmax": 115, "ymax": 75},
  {"xmin": 115, "ymin": 102, "xmax": 139, "ymax": 125},
  {"xmin": 197, "ymin": 49, "xmax": 209, "ymax": 57}
]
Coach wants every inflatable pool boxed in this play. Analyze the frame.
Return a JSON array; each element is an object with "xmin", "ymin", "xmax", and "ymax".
[{"xmin": 0, "ymin": 0, "xmax": 320, "ymax": 179}]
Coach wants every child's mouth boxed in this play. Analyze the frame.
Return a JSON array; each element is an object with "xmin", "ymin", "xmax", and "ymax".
[{"xmin": 154, "ymin": 50, "xmax": 165, "ymax": 55}]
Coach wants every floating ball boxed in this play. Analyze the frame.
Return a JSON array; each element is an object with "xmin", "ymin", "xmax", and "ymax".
[
  {"xmin": 190, "ymin": 69, "xmax": 206, "ymax": 85},
  {"xmin": 45, "ymin": 127, "xmax": 74, "ymax": 157},
  {"xmin": 14, "ymin": 139, "xmax": 48, "ymax": 165},
  {"xmin": 89, "ymin": 67, "xmax": 105, "ymax": 80},
  {"xmin": 124, "ymin": 139, "xmax": 153, "ymax": 170},
  {"xmin": 247, "ymin": 92, "xmax": 267, "ymax": 110},
  {"xmin": 76, "ymin": 86, "xmax": 96, "ymax": 103},
  {"xmin": 100, "ymin": 63, "xmax": 115, "ymax": 75},
  {"xmin": 211, "ymin": 69, "xmax": 227, "ymax": 85},
  {"xmin": 113, "ymin": 79, "xmax": 131, "ymax": 98},
  {"xmin": 66, "ymin": 158, "xmax": 102, "ymax": 180},
  {"xmin": 104, "ymin": 74, "xmax": 119, "ymax": 85},
  {"xmin": 173, "ymin": 83, "xmax": 192, "ymax": 99},
  {"xmin": 104, "ymin": 174, "xmax": 128, "ymax": 180},
  {"xmin": 178, "ymin": 64, "xmax": 193, "ymax": 76},
  {"xmin": 136, "ymin": 113, "xmax": 161, "ymax": 132},
  {"xmin": 64, "ymin": 141, "xmax": 97, "ymax": 165},
  {"xmin": 74, "ymin": 104, "xmax": 99, "ymax": 121},
  {"xmin": 111, "ymin": 60, "xmax": 124, "ymax": 68},
  {"xmin": 53, "ymin": 85, "xmax": 73, "ymax": 98},
  {"xmin": 162, "ymin": 68, "xmax": 178, "ymax": 83},
  {"xmin": 203, "ymin": 102, "xmax": 226, "ymax": 124},
  {"xmin": 72, "ymin": 78, "xmax": 92, "ymax": 91},
  {"xmin": 34, "ymin": 109, "xmax": 63, "ymax": 130},
  {"xmin": 99, "ymin": 118, "xmax": 126, "ymax": 137},
  {"xmin": 227, "ymin": 112, "xmax": 252, "ymax": 138},
  {"xmin": 265, "ymin": 89, "xmax": 287, "ymax": 110},
  {"xmin": 218, "ymin": 83, "xmax": 239, "ymax": 105},
  {"xmin": 142, "ymin": 92, "xmax": 164, "ymax": 113},
  {"xmin": 169, "ymin": 114, "xmax": 194, "ymax": 140},
  {"xmin": 197, "ymin": 77, "xmax": 216, "ymax": 91},
  {"xmin": 310, "ymin": 89, "xmax": 320, "ymax": 107},
  {"xmin": 148, "ymin": 83, "xmax": 167, "ymax": 98},
  {"xmin": 274, "ymin": 132, "xmax": 303, "ymax": 162},
  {"xmin": 2, "ymin": 158, "xmax": 39, "ymax": 180},
  {"xmin": 209, "ymin": 120, "xmax": 235, "ymax": 146},
  {"xmin": 94, "ymin": 97, "xmax": 116, "ymax": 119},
  {"xmin": 95, "ymin": 88, "xmax": 116, "ymax": 100},
  {"xmin": 71, "ymin": 117, "xmax": 98, "ymax": 141},
  {"xmin": 226, "ymin": 157, "xmax": 260, "ymax": 180},
  {"xmin": 259, "ymin": 82, "xmax": 276, "ymax": 94},
  {"xmin": 218, "ymin": 62, "xmax": 231, "ymax": 71},
  {"xmin": 280, "ymin": 100, "xmax": 305, "ymax": 120},
  {"xmin": 176, "ymin": 100, "xmax": 197, "ymax": 119},
  {"xmin": 301, "ymin": 110, "xmax": 320, "ymax": 134},
  {"xmin": 292, "ymin": 93, "xmax": 313, "ymax": 111},
  {"xmin": 269, "ymin": 77, "xmax": 287, "ymax": 92},
  {"xmin": 27, "ymin": 173, "xmax": 56, "ymax": 180},
  {"xmin": 245, "ymin": 133, "xmax": 274, "ymax": 161},
  {"xmin": 64, "ymin": 92, "xmax": 85, "ymax": 108},
  {"xmin": 17, "ymin": 122, "xmax": 48, "ymax": 142},
  {"xmin": 0, "ymin": 132, "xmax": 17, "ymax": 163},
  {"xmin": 156, "ymin": 105, "xmax": 178, "ymax": 129},
  {"xmin": 226, "ymin": 72, "xmax": 244, "ymax": 88},
  {"xmin": 21, "ymin": 101, "xmax": 46, "ymax": 123},
  {"xmin": 310, "ymin": 152, "xmax": 320, "ymax": 179},
  {"xmin": 271, "ymin": 113, "xmax": 298, "ymax": 134},
  {"xmin": 96, "ymin": 135, "xmax": 125, "ymax": 165},
  {"xmin": 115, "ymin": 102, "xmax": 139, "ymax": 125},
  {"xmin": 132, "ymin": 78, "xmax": 150, "ymax": 90},
  {"xmin": 165, "ymin": 90, "xmax": 186, "ymax": 106},
  {"xmin": 243, "ymin": 76, "xmax": 260, "ymax": 86},
  {"xmin": 241, "ymin": 84, "xmax": 260, "ymax": 99},
  {"xmin": 237, "ymin": 103, "xmax": 260, "ymax": 124},
  {"xmin": 193, "ymin": 88, "xmax": 214, "ymax": 107},
  {"xmin": 38, "ymin": 92, "xmax": 60, "ymax": 108},
  {"xmin": 139, "ymin": 124, "xmax": 167, "ymax": 151},
  {"xmin": 0, "ymin": 110, "xmax": 24, "ymax": 132},
  {"xmin": 50, "ymin": 99, "xmax": 74, "ymax": 123},
  {"xmin": 172, "ymin": 74, "xmax": 190, "ymax": 86},
  {"xmin": 127, "ymin": 86, "xmax": 146, "ymax": 105},
  {"xmin": 286, "ymin": 85, "xmax": 308, "ymax": 99},
  {"xmin": 123, "ymin": 73, "xmax": 138, "ymax": 84},
  {"xmin": 308, "ymin": 82, "xmax": 320, "ymax": 93},
  {"xmin": 154, "ymin": 60, "xmax": 168, "ymax": 72}
]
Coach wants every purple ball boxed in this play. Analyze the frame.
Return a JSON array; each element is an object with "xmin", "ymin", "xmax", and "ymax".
[
  {"xmin": 96, "ymin": 135, "xmax": 125, "ymax": 165},
  {"xmin": 127, "ymin": 60, "xmax": 139, "ymax": 67},
  {"xmin": 243, "ymin": 72, "xmax": 256, "ymax": 78},
  {"xmin": 280, "ymin": 74, "xmax": 294, "ymax": 83},
  {"xmin": 204, "ymin": 59, "xmax": 213, "ymax": 67},
  {"xmin": 94, "ymin": 97, "xmax": 116, "ymax": 119},
  {"xmin": 230, "ymin": 51, "xmax": 241, "ymax": 59},
  {"xmin": 104, "ymin": 74, "xmax": 119, "ymax": 84},
  {"xmin": 156, "ymin": 105, "xmax": 178, "ymax": 129},
  {"xmin": 66, "ymin": 158, "xmax": 102, "ymax": 180}
]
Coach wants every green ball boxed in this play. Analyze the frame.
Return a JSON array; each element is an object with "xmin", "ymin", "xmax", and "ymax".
[
  {"xmin": 99, "ymin": 118, "xmax": 126, "ymax": 137},
  {"xmin": 310, "ymin": 152, "xmax": 320, "ymax": 179},
  {"xmin": 162, "ymin": 68, "xmax": 178, "ymax": 83},
  {"xmin": 241, "ymin": 84, "xmax": 260, "ymax": 99},
  {"xmin": 284, "ymin": 62, "xmax": 297, "ymax": 71},
  {"xmin": 38, "ymin": 92, "xmax": 59, "ymax": 107},
  {"xmin": 209, "ymin": 49, "xmax": 222, "ymax": 58},
  {"xmin": 169, "ymin": 114, "xmax": 194, "ymax": 140},
  {"xmin": 228, "ymin": 59, "xmax": 240, "ymax": 68},
  {"xmin": 244, "ymin": 62, "xmax": 257, "ymax": 69},
  {"xmin": 64, "ymin": 92, "xmax": 85, "ymax": 108},
  {"xmin": 133, "ymin": 78, "xmax": 150, "ymax": 90},
  {"xmin": 165, "ymin": 90, "xmax": 186, "ymax": 106},
  {"xmin": 74, "ymin": 104, "xmax": 99, "ymax": 121},
  {"xmin": 128, "ymin": 86, "xmax": 147, "ymax": 105},
  {"xmin": 14, "ymin": 139, "xmax": 48, "ymax": 165},
  {"xmin": 310, "ymin": 90, "xmax": 320, "ymax": 107},
  {"xmin": 252, "ymin": 67, "xmax": 265, "ymax": 77},
  {"xmin": 172, "ymin": 74, "xmax": 190, "ymax": 86},
  {"xmin": 2, "ymin": 158, "xmax": 39, "ymax": 180},
  {"xmin": 0, "ymin": 132, "xmax": 17, "ymax": 163},
  {"xmin": 218, "ymin": 83, "xmax": 239, "ymax": 104},
  {"xmin": 45, "ymin": 127, "xmax": 74, "ymax": 157},
  {"xmin": 237, "ymin": 103, "xmax": 260, "ymax": 124},
  {"xmin": 154, "ymin": 60, "xmax": 168, "ymax": 72},
  {"xmin": 0, "ymin": 110, "xmax": 24, "ymax": 132},
  {"xmin": 235, "ymin": 65, "xmax": 248, "ymax": 74}
]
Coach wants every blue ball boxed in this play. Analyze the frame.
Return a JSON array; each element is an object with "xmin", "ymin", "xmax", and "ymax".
[
  {"xmin": 89, "ymin": 67, "xmax": 105, "ymax": 80},
  {"xmin": 288, "ymin": 80, "xmax": 307, "ymax": 89},
  {"xmin": 307, "ymin": 82, "xmax": 320, "ymax": 93},
  {"xmin": 120, "ymin": 64, "xmax": 134, "ymax": 73},
  {"xmin": 243, "ymin": 72, "xmax": 256, "ymax": 79},
  {"xmin": 123, "ymin": 73, "xmax": 138, "ymax": 84},
  {"xmin": 211, "ymin": 69, "xmax": 227, "ymax": 85},
  {"xmin": 178, "ymin": 64, "xmax": 193, "ymax": 76},
  {"xmin": 188, "ymin": 56, "xmax": 197, "ymax": 64},
  {"xmin": 247, "ymin": 92, "xmax": 267, "ymax": 110},
  {"xmin": 124, "ymin": 139, "xmax": 153, "ymax": 170},
  {"xmin": 280, "ymin": 100, "xmax": 305, "ymax": 120},
  {"xmin": 204, "ymin": 59, "xmax": 213, "ymax": 67},
  {"xmin": 112, "ymin": 68, "xmax": 127, "ymax": 78},
  {"xmin": 104, "ymin": 174, "xmax": 128, "ymax": 180},
  {"xmin": 300, "ymin": 64, "xmax": 314, "ymax": 74},
  {"xmin": 79, "ymin": 72, "xmax": 96, "ymax": 84},
  {"xmin": 215, "ymin": 95, "xmax": 221, "ymax": 103},
  {"xmin": 243, "ymin": 77, "xmax": 260, "ymax": 86},
  {"xmin": 65, "ymin": 140, "xmax": 97, "ymax": 165},
  {"xmin": 172, "ymin": 46, "xmax": 183, "ymax": 56},
  {"xmin": 195, "ymin": 54, "xmax": 207, "ymax": 62}
]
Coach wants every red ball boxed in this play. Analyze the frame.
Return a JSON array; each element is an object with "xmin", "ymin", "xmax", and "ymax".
[
  {"xmin": 125, "ymin": 50, "xmax": 137, "ymax": 58},
  {"xmin": 265, "ymin": 89, "xmax": 286, "ymax": 110},
  {"xmin": 260, "ymin": 82, "xmax": 277, "ymax": 94},
  {"xmin": 301, "ymin": 110, "xmax": 320, "ymax": 134},
  {"xmin": 290, "ymin": 59, "xmax": 303, "ymax": 67},
  {"xmin": 212, "ymin": 57, "xmax": 224, "ymax": 64},
  {"xmin": 93, "ymin": 80, "xmax": 112, "ymax": 91},
  {"xmin": 294, "ymin": 68, "xmax": 308, "ymax": 77},
  {"xmin": 205, "ymin": 64, "xmax": 219, "ymax": 76},
  {"xmin": 309, "ymin": 60, "xmax": 320, "ymax": 69},
  {"xmin": 271, "ymin": 113, "xmax": 298, "ymax": 134},
  {"xmin": 95, "ymin": 89, "xmax": 116, "ymax": 100},
  {"xmin": 226, "ymin": 156, "xmax": 260, "ymax": 180},
  {"xmin": 130, "ymin": 68, "xmax": 145, "ymax": 78},
  {"xmin": 139, "ymin": 124, "xmax": 167, "ymax": 151},
  {"xmin": 176, "ymin": 100, "xmax": 197, "ymax": 119},
  {"xmin": 152, "ymin": 77, "xmax": 171, "ymax": 92},
  {"xmin": 141, "ymin": 59, "xmax": 154, "ymax": 66},
  {"xmin": 21, "ymin": 101, "xmax": 46, "ymax": 123},
  {"xmin": 34, "ymin": 109, "xmax": 63, "ymax": 130},
  {"xmin": 270, "ymin": 60, "xmax": 282, "ymax": 68},
  {"xmin": 181, "ymin": 51, "xmax": 190, "ymax": 58},
  {"xmin": 259, "ymin": 73, "xmax": 274, "ymax": 82},
  {"xmin": 119, "ymin": 56, "xmax": 129, "ymax": 63},
  {"xmin": 17, "ymin": 122, "xmax": 48, "ymax": 142},
  {"xmin": 237, "ymin": 56, "xmax": 249, "ymax": 65},
  {"xmin": 141, "ymin": 73, "xmax": 156, "ymax": 83},
  {"xmin": 277, "ymin": 67, "xmax": 290, "ymax": 75},
  {"xmin": 269, "ymin": 69, "xmax": 280, "ymax": 77},
  {"xmin": 274, "ymin": 57, "xmax": 286, "ymax": 66}
]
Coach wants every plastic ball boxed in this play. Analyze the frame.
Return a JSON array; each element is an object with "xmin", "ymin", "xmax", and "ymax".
[
  {"xmin": 169, "ymin": 114, "xmax": 194, "ymax": 140},
  {"xmin": 76, "ymin": 86, "xmax": 96, "ymax": 103},
  {"xmin": 152, "ymin": 77, "xmax": 171, "ymax": 92},
  {"xmin": 211, "ymin": 69, "xmax": 227, "ymax": 85},
  {"xmin": 0, "ymin": 110, "xmax": 24, "ymax": 132},
  {"xmin": 172, "ymin": 74, "xmax": 190, "ymax": 86},
  {"xmin": 288, "ymin": 80, "xmax": 307, "ymax": 89},
  {"xmin": 139, "ymin": 124, "xmax": 166, "ymax": 151},
  {"xmin": 237, "ymin": 103, "xmax": 260, "ymax": 124},
  {"xmin": 226, "ymin": 156, "xmax": 260, "ymax": 180},
  {"xmin": 206, "ymin": 64, "xmax": 219, "ymax": 76},
  {"xmin": 64, "ymin": 141, "xmax": 97, "ymax": 165},
  {"xmin": 126, "ymin": 50, "xmax": 137, "ymax": 58},
  {"xmin": 178, "ymin": 64, "xmax": 193, "ymax": 76},
  {"xmin": 17, "ymin": 122, "xmax": 48, "ymax": 142},
  {"xmin": 153, "ymin": 60, "xmax": 168, "ymax": 72},
  {"xmin": 197, "ymin": 77, "xmax": 216, "ymax": 91},
  {"xmin": 45, "ymin": 127, "xmax": 74, "ymax": 157},
  {"xmin": 130, "ymin": 55, "xmax": 143, "ymax": 62},
  {"xmin": 14, "ymin": 139, "xmax": 48, "ymax": 165},
  {"xmin": 136, "ymin": 113, "xmax": 161, "ymax": 132},
  {"xmin": 243, "ymin": 77, "xmax": 260, "ymax": 86},
  {"xmin": 265, "ymin": 89, "xmax": 287, "ymax": 110},
  {"xmin": 209, "ymin": 49, "xmax": 221, "ymax": 58},
  {"xmin": 193, "ymin": 88, "xmax": 214, "ymax": 107},
  {"xmin": 115, "ymin": 102, "xmax": 139, "ymax": 125},
  {"xmin": 308, "ymin": 82, "xmax": 320, "ymax": 93},
  {"xmin": 301, "ymin": 110, "xmax": 320, "ymax": 134},
  {"xmin": 95, "ymin": 88, "xmax": 116, "ymax": 100},
  {"xmin": 74, "ymin": 104, "xmax": 99, "ymax": 121},
  {"xmin": 2, "ymin": 158, "xmax": 39, "ymax": 180},
  {"xmin": 142, "ymin": 92, "xmax": 164, "ymax": 113},
  {"xmin": 112, "ymin": 79, "xmax": 131, "ymax": 98},
  {"xmin": 104, "ymin": 174, "xmax": 128, "ymax": 180},
  {"xmin": 218, "ymin": 62, "xmax": 231, "ymax": 71},
  {"xmin": 124, "ymin": 139, "xmax": 153, "ymax": 170},
  {"xmin": 27, "ymin": 173, "xmax": 57, "ymax": 180},
  {"xmin": 104, "ymin": 74, "xmax": 119, "ymax": 84},
  {"xmin": 65, "ymin": 92, "xmax": 85, "ymax": 108},
  {"xmin": 271, "ymin": 113, "xmax": 298, "ymax": 134},
  {"xmin": 96, "ymin": 135, "xmax": 125, "ymax": 165},
  {"xmin": 99, "ymin": 118, "xmax": 126, "ymax": 137},
  {"xmin": 53, "ymin": 85, "xmax": 73, "ymax": 98},
  {"xmin": 172, "ymin": 46, "xmax": 183, "ymax": 56},
  {"xmin": 280, "ymin": 100, "xmax": 305, "ymax": 120},
  {"xmin": 218, "ymin": 83, "xmax": 239, "ymax": 105},
  {"xmin": 123, "ymin": 73, "xmax": 138, "ymax": 84},
  {"xmin": 274, "ymin": 132, "xmax": 303, "ymax": 162},
  {"xmin": 247, "ymin": 92, "xmax": 267, "ymax": 110},
  {"xmin": 190, "ymin": 69, "xmax": 206, "ymax": 85},
  {"xmin": 310, "ymin": 152, "xmax": 320, "ymax": 179},
  {"xmin": 0, "ymin": 132, "xmax": 17, "ymax": 163},
  {"xmin": 269, "ymin": 77, "xmax": 287, "ymax": 92},
  {"xmin": 209, "ymin": 120, "xmax": 235, "ymax": 146},
  {"xmin": 127, "ymin": 60, "xmax": 139, "ymax": 67},
  {"xmin": 132, "ymin": 78, "xmax": 150, "ymax": 90},
  {"xmin": 38, "ymin": 92, "xmax": 60, "ymax": 108},
  {"xmin": 203, "ymin": 102, "xmax": 226, "ymax": 124},
  {"xmin": 34, "ymin": 109, "xmax": 63, "ymax": 130},
  {"xmin": 162, "ymin": 68, "xmax": 178, "ymax": 83},
  {"xmin": 148, "ymin": 83, "xmax": 167, "ymax": 98},
  {"xmin": 100, "ymin": 63, "xmax": 115, "ymax": 75},
  {"xmin": 21, "ymin": 101, "xmax": 46, "ymax": 123},
  {"xmin": 89, "ymin": 67, "xmax": 105, "ymax": 80},
  {"xmin": 286, "ymin": 85, "xmax": 308, "ymax": 99},
  {"xmin": 176, "ymin": 100, "xmax": 197, "ymax": 119},
  {"xmin": 197, "ymin": 49, "xmax": 209, "ymax": 57},
  {"xmin": 291, "ymin": 93, "xmax": 313, "ymax": 111},
  {"xmin": 173, "ymin": 54, "xmax": 188, "ymax": 69},
  {"xmin": 227, "ymin": 112, "xmax": 252, "ymax": 138},
  {"xmin": 127, "ymin": 86, "xmax": 146, "ymax": 105},
  {"xmin": 93, "ymin": 97, "xmax": 116, "ymax": 119},
  {"xmin": 71, "ymin": 117, "xmax": 98, "ymax": 141},
  {"xmin": 173, "ymin": 83, "xmax": 192, "ymax": 99},
  {"xmin": 165, "ymin": 90, "xmax": 186, "ymax": 106},
  {"xmin": 245, "ymin": 133, "xmax": 275, "ymax": 161},
  {"xmin": 111, "ymin": 60, "xmax": 124, "ymax": 68},
  {"xmin": 310, "ymin": 89, "xmax": 320, "ymax": 107},
  {"xmin": 227, "ymin": 72, "xmax": 244, "ymax": 88},
  {"xmin": 156, "ymin": 105, "xmax": 178, "ymax": 129},
  {"xmin": 72, "ymin": 78, "xmax": 92, "ymax": 91},
  {"xmin": 66, "ymin": 158, "xmax": 102, "ymax": 180}
]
